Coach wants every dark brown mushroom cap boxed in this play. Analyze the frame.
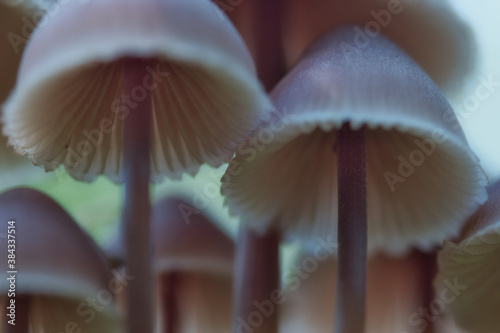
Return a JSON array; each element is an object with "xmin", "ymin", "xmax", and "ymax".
[
  {"xmin": 0, "ymin": 188, "xmax": 111, "ymax": 298},
  {"xmin": 0, "ymin": 187, "xmax": 122, "ymax": 332}
]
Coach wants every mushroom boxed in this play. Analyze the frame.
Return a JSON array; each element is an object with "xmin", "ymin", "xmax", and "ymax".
[
  {"xmin": 434, "ymin": 180, "xmax": 500, "ymax": 333},
  {"xmin": 108, "ymin": 196, "xmax": 234, "ymax": 333},
  {"xmin": 152, "ymin": 197, "xmax": 234, "ymax": 333},
  {"xmin": 2, "ymin": 0, "xmax": 270, "ymax": 331},
  {"xmin": 283, "ymin": 0, "xmax": 475, "ymax": 95},
  {"xmin": 222, "ymin": 27, "xmax": 486, "ymax": 333},
  {"xmin": 0, "ymin": 187, "xmax": 122, "ymax": 333}
]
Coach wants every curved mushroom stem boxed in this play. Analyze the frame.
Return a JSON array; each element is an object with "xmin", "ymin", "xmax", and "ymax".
[
  {"xmin": 161, "ymin": 272, "xmax": 180, "ymax": 333},
  {"xmin": 233, "ymin": 228, "xmax": 280, "ymax": 333},
  {"xmin": 334, "ymin": 123, "xmax": 367, "ymax": 333},
  {"xmin": 122, "ymin": 58, "xmax": 153, "ymax": 333},
  {"xmin": 6, "ymin": 295, "xmax": 30, "ymax": 333}
]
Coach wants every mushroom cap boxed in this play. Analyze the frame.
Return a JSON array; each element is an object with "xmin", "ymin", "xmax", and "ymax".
[
  {"xmin": 222, "ymin": 27, "xmax": 487, "ymax": 255},
  {"xmin": 0, "ymin": 188, "xmax": 112, "ymax": 300},
  {"xmin": 283, "ymin": 0, "xmax": 474, "ymax": 95},
  {"xmin": 2, "ymin": 0, "xmax": 271, "ymax": 183},
  {"xmin": 152, "ymin": 197, "xmax": 234, "ymax": 275},
  {"xmin": 434, "ymin": 181, "xmax": 500, "ymax": 333},
  {"xmin": 109, "ymin": 196, "xmax": 234, "ymax": 275}
]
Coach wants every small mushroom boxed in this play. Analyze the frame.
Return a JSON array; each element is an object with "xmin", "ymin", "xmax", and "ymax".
[
  {"xmin": 222, "ymin": 26, "xmax": 486, "ymax": 333},
  {"xmin": 0, "ymin": 188, "xmax": 122, "ymax": 333},
  {"xmin": 2, "ymin": 1, "xmax": 270, "ymax": 331},
  {"xmin": 107, "ymin": 196, "xmax": 234, "ymax": 333},
  {"xmin": 152, "ymin": 197, "xmax": 234, "ymax": 333},
  {"xmin": 434, "ymin": 180, "xmax": 500, "ymax": 333}
]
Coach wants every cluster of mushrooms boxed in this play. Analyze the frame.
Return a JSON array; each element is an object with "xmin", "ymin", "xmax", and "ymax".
[{"xmin": 0, "ymin": 0, "xmax": 499, "ymax": 333}]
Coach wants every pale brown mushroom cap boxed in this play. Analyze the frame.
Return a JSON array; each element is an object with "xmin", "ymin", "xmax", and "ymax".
[
  {"xmin": 0, "ymin": 187, "xmax": 122, "ymax": 332},
  {"xmin": 284, "ymin": 0, "xmax": 475, "ymax": 95},
  {"xmin": 222, "ymin": 27, "xmax": 487, "ymax": 255},
  {"xmin": 151, "ymin": 197, "xmax": 234, "ymax": 333},
  {"xmin": 152, "ymin": 197, "xmax": 234, "ymax": 275},
  {"xmin": 2, "ymin": 0, "xmax": 271, "ymax": 183},
  {"xmin": 434, "ymin": 181, "xmax": 500, "ymax": 333}
]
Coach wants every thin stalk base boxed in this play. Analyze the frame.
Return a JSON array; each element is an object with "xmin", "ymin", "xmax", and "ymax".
[
  {"xmin": 233, "ymin": 227, "xmax": 280, "ymax": 333},
  {"xmin": 161, "ymin": 272, "xmax": 179, "ymax": 333}
]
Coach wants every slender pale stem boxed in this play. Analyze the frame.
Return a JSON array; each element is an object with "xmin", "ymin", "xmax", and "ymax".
[
  {"xmin": 254, "ymin": 0, "xmax": 286, "ymax": 90},
  {"xmin": 233, "ymin": 228, "xmax": 280, "ymax": 333},
  {"xmin": 6, "ymin": 295, "xmax": 30, "ymax": 333},
  {"xmin": 161, "ymin": 272, "xmax": 179, "ymax": 333},
  {"xmin": 334, "ymin": 123, "xmax": 367, "ymax": 333},
  {"xmin": 122, "ymin": 58, "xmax": 153, "ymax": 333},
  {"xmin": 232, "ymin": 3, "xmax": 285, "ymax": 330}
]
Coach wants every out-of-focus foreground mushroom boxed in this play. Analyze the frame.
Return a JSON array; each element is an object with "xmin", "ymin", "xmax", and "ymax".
[
  {"xmin": 108, "ymin": 196, "xmax": 234, "ymax": 333},
  {"xmin": 0, "ymin": 188, "xmax": 122, "ymax": 332},
  {"xmin": 434, "ymin": 180, "xmax": 500, "ymax": 333}
]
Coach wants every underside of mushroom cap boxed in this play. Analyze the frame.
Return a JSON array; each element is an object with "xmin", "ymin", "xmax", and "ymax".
[
  {"xmin": 284, "ymin": 0, "xmax": 475, "ymax": 95},
  {"xmin": 222, "ymin": 27, "xmax": 487, "ymax": 255},
  {"xmin": 0, "ymin": 188, "xmax": 113, "ymax": 301},
  {"xmin": 434, "ymin": 181, "xmax": 500, "ymax": 333},
  {"xmin": 2, "ymin": 0, "xmax": 272, "ymax": 183}
]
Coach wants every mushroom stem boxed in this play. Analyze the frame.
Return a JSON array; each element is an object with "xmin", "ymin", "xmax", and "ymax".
[
  {"xmin": 334, "ymin": 123, "xmax": 367, "ymax": 333},
  {"xmin": 6, "ymin": 295, "xmax": 30, "ymax": 333},
  {"xmin": 122, "ymin": 58, "xmax": 153, "ymax": 333},
  {"xmin": 417, "ymin": 251, "xmax": 437, "ymax": 333},
  {"xmin": 233, "ymin": 228, "xmax": 280, "ymax": 333},
  {"xmin": 254, "ymin": 0, "xmax": 286, "ymax": 90},
  {"xmin": 161, "ymin": 272, "xmax": 180, "ymax": 333}
]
